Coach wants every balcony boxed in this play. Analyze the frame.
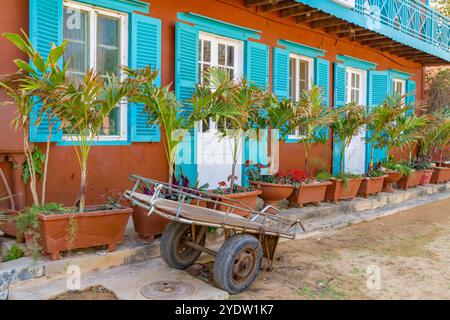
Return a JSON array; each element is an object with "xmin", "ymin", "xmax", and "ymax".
[{"xmin": 244, "ymin": 0, "xmax": 450, "ymax": 65}]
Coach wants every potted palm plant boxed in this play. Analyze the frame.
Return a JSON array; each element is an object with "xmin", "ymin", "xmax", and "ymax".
[
  {"xmin": 190, "ymin": 68, "xmax": 264, "ymax": 215},
  {"xmin": 3, "ymin": 33, "xmax": 136, "ymax": 259},
  {"xmin": 377, "ymin": 95, "xmax": 413, "ymax": 192},
  {"xmin": 283, "ymin": 86, "xmax": 332, "ymax": 206},
  {"xmin": 389, "ymin": 109, "xmax": 427, "ymax": 190},
  {"xmin": 326, "ymin": 103, "xmax": 367, "ymax": 203},
  {"xmin": 429, "ymin": 109, "xmax": 450, "ymax": 184},
  {"xmin": 358, "ymin": 103, "xmax": 394, "ymax": 197},
  {"xmin": 125, "ymin": 67, "xmax": 200, "ymax": 239}
]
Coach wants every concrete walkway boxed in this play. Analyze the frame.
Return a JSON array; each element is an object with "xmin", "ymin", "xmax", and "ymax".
[{"xmin": 8, "ymin": 257, "xmax": 228, "ymax": 300}]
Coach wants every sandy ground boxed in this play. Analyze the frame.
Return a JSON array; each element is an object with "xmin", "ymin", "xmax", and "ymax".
[{"xmin": 227, "ymin": 197, "xmax": 450, "ymax": 300}]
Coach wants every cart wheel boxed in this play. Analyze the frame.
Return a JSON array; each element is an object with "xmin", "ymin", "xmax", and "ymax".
[
  {"xmin": 213, "ymin": 234, "xmax": 263, "ymax": 294},
  {"xmin": 160, "ymin": 221, "xmax": 206, "ymax": 270}
]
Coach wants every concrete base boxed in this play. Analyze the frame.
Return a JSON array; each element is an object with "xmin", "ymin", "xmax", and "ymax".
[{"xmin": 8, "ymin": 258, "xmax": 228, "ymax": 300}]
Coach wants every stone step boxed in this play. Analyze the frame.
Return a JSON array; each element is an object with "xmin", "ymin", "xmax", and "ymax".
[{"xmin": 281, "ymin": 182, "xmax": 450, "ymax": 221}]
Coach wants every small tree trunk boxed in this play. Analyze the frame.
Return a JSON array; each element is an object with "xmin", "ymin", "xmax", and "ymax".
[
  {"xmin": 24, "ymin": 134, "xmax": 39, "ymax": 206},
  {"xmin": 370, "ymin": 143, "xmax": 375, "ymax": 172},
  {"xmin": 229, "ymin": 138, "xmax": 239, "ymax": 194},
  {"xmin": 168, "ymin": 159, "xmax": 174, "ymax": 185},
  {"xmin": 304, "ymin": 143, "xmax": 309, "ymax": 173},
  {"xmin": 41, "ymin": 124, "xmax": 52, "ymax": 206},
  {"xmin": 339, "ymin": 143, "xmax": 346, "ymax": 176},
  {"xmin": 78, "ymin": 157, "xmax": 87, "ymax": 213}
]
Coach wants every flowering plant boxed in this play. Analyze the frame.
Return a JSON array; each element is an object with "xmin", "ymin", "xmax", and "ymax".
[{"xmin": 214, "ymin": 176, "xmax": 254, "ymax": 194}]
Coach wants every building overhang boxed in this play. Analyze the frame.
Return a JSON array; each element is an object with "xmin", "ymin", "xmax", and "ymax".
[{"xmin": 243, "ymin": 0, "xmax": 450, "ymax": 66}]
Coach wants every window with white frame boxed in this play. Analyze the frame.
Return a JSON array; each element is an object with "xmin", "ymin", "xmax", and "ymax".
[
  {"xmin": 198, "ymin": 32, "xmax": 243, "ymax": 132},
  {"xmin": 288, "ymin": 54, "xmax": 314, "ymax": 139},
  {"xmin": 346, "ymin": 68, "xmax": 366, "ymax": 105},
  {"xmin": 62, "ymin": 1, "xmax": 128, "ymax": 141},
  {"xmin": 392, "ymin": 78, "xmax": 406, "ymax": 105}
]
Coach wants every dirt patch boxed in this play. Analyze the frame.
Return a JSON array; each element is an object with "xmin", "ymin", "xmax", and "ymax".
[
  {"xmin": 193, "ymin": 197, "xmax": 450, "ymax": 300},
  {"xmin": 52, "ymin": 285, "xmax": 118, "ymax": 300}
]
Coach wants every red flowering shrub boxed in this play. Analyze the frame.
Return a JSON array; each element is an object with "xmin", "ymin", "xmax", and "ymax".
[{"xmin": 287, "ymin": 169, "xmax": 308, "ymax": 183}]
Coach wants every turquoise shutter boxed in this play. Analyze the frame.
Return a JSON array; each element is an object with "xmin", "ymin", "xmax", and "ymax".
[
  {"xmin": 273, "ymin": 47, "xmax": 290, "ymax": 99},
  {"xmin": 243, "ymin": 41, "xmax": 269, "ymax": 185},
  {"xmin": 129, "ymin": 14, "xmax": 161, "ymax": 142},
  {"xmin": 332, "ymin": 62, "xmax": 346, "ymax": 176},
  {"xmin": 333, "ymin": 62, "xmax": 346, "ymax": 107},
  {"xmin": 405, "ymin": 80, "xmax": 416, "ymax": 116},
  {"xmin": 366, "ymin": 71, "xmax": 389, "ymax": 169},
  {"xmin": 29, "ymin": 0, "xmax": 63, "ymax": 142},
  {"xmin": 174, "ymin": 22, "xmax": 199, "ymax": 182},
  {"xmin": 314, "ymin": 58, "xmax": 330, "ymax": 140},
  {"xmin": 245, "ymin": 41, "xmax": 269, "ymax": 88}
]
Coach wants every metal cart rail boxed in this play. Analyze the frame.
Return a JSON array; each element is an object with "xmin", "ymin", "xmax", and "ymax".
[{"xmin": 124, "ymin": 175, "xmax": 305, "ymax": 294}]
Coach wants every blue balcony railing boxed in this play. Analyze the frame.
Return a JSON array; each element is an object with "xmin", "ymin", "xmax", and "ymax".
[{"xmin": 297, "ymin": 0, "xmax": 450, "ymax": 61}]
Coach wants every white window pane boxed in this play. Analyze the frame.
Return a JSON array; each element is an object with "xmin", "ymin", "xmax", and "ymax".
[
  {"xmin": 218, "ymin": 43, "xmax": 226, "ymax": 66},
  {"xmin": 97, "ymin": 15, "xmax": 120, "ymax": 75},
  {"xmin": 99, "ymin": 107, "xmax": 120, "ymax": 136},
  {"xmin": 227, "ymin": 45, "xmax": 234, "ymax": 67},
  {"xmin": 203, "ymin": 40, "xmax": 211, "ymax": 63},
  {"xmin": 63, "ymin": 7, "xmax": 89, "ymax": 80}
]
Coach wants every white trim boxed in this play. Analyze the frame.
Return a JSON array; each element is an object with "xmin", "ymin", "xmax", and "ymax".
[
  {"xmin": 288, "ymin": 53, "xmax": 314, "ymax": 140},
  {"xmin": 392, "ymin": 78, "xmax": 406, "ymax": 106},
  {"xmin": 62, "ymin": 1, "xmax": 128, "ymax": 142}
]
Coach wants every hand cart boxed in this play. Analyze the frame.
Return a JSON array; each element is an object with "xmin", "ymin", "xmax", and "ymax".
[{"xmin": 124, "ymin": 175, "xmax": 305, "ymax": 294}]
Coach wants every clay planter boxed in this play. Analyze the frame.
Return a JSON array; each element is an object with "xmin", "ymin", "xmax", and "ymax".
[
  {"xmin": 397, "ymin": 171, "xmax": 423, "ymax": 190},
  {"xmin": 249, "ymin": 181, "xmax": 294, "ymax": 207},
  {"xmin": 382, "ymin": 171, "xmax": 403, "ymax": 193},
  {"xmin": 419, "ymin": 169, "xmax": 434, "ymax": 186},
  {"xmin": 358, "ymin": 175, "xmax": 387, "ymax": 198},
  {"xmin": 288, "ymin": 182, "xmax": 332, "ymax": 207},
  {"xmin": 38, "ymin": 205, "xmax": 132, "ymax": 260},
  {"xmin": 324, "ymin": 178, "xmax": 363, "ymax": 203},
  {"xmin": 215, "ymin": 190, "xmax": 262, "ymax": 218},
  {"xmin": 0, "ymin": 209, "xmax": 21, "ymax": 239},
  {"xmin": 430, "ymin": 167, "xmax": 450, "ymax": 184},
  {"xmin": 435, "ymin": 162, "xmax": 450, "ymax": 168},
  {"xmin": 131, "ymin": 206, "xmax": 169, "ymax": 242}
]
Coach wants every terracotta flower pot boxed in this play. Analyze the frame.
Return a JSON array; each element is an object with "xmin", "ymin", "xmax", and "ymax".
[
  {"xmin": 288, "ymin": 181, "xmax": 332, "ymax": 207},
  {"xmin": 249, "ymin": 181, "xmax": 294, "ymax": 207},
  {"xmin": 38, "ymin": 205, "xmax": 132, "ymax": 260},
  {"xmin": 0, "ymin": 209, "xmax": 21, "ymax": 239},
  {"xmin": 324, "ymin": 178, "xmax": 363, "ymax": 203},
  {"xmin": 382, "ymin": 171, "xmax": 402, "ymax": 193},
  {"xmin": 358, "ymin": 175, "xmax": 387, "ymax": 198},
  {"xmin": 435, "ymin": 162, "xmax": 450, "ymax": 168},
  {"xmin": 397, "ymin": 171, "xmax": 422, "ymax": 190},
  {"xmin": 214, "ymin": 190, "xmax": 262, "ymax": 218},
  {"xmin": 131, "ymin": 206, "xmax": 169, "ymax": 242},
  {"xmin": 430, "ymin": 167, "xmax": 450, "ymax": 184},
  {"xmin": 419, "ymin": 169, "xmax": 434, "ymax": 186}
]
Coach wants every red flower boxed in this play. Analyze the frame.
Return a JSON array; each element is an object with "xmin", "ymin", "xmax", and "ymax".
[
  {"xmin": 218, "ymin": 181, "xmax": 227, "ymax": 187},
  {"xmin": 287, "ymin": 169, "xmax": 308, "ymax": 182},
  {"xmin": 244, "ymin": 160, "xmax": 254, "ymax": 167}
]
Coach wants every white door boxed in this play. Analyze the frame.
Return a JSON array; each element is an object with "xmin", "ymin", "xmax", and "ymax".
[
  {"xmin": 344, "ymin": 68, "xmax": 367, "ymax": 174},
  {"xmin": 197, "ymin": 32, "xmax": 244, "ymax": 188}
]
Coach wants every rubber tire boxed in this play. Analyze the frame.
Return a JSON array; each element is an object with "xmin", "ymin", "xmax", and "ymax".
[
  {"xmin": 213, "ymin": 234, "xmax": 263, "ymax": 294},
  {"xmin": 160, "ymin": 221, "xmax": 206, "ymax": 270}
]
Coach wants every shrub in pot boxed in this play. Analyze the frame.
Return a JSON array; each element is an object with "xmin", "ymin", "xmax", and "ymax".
[
  {"xmin": 419, "ymin": 108, "xmax": 450, "ymax": 184},
  {"xmin": 358, "ymin": 165, "xmax": 387, "ymax": 198},
  {"xmin": 287, "ymin": 169, "xmax": 332, "ymax": 207},
  {"xmin": 247, "ymin": 165, "xmax": 294, "ymax": 209}
]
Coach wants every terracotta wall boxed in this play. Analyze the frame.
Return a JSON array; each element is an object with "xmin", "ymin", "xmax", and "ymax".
[{"xmin": 0, "ymin": 0, "xmax": 424, "ymax": 207}]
